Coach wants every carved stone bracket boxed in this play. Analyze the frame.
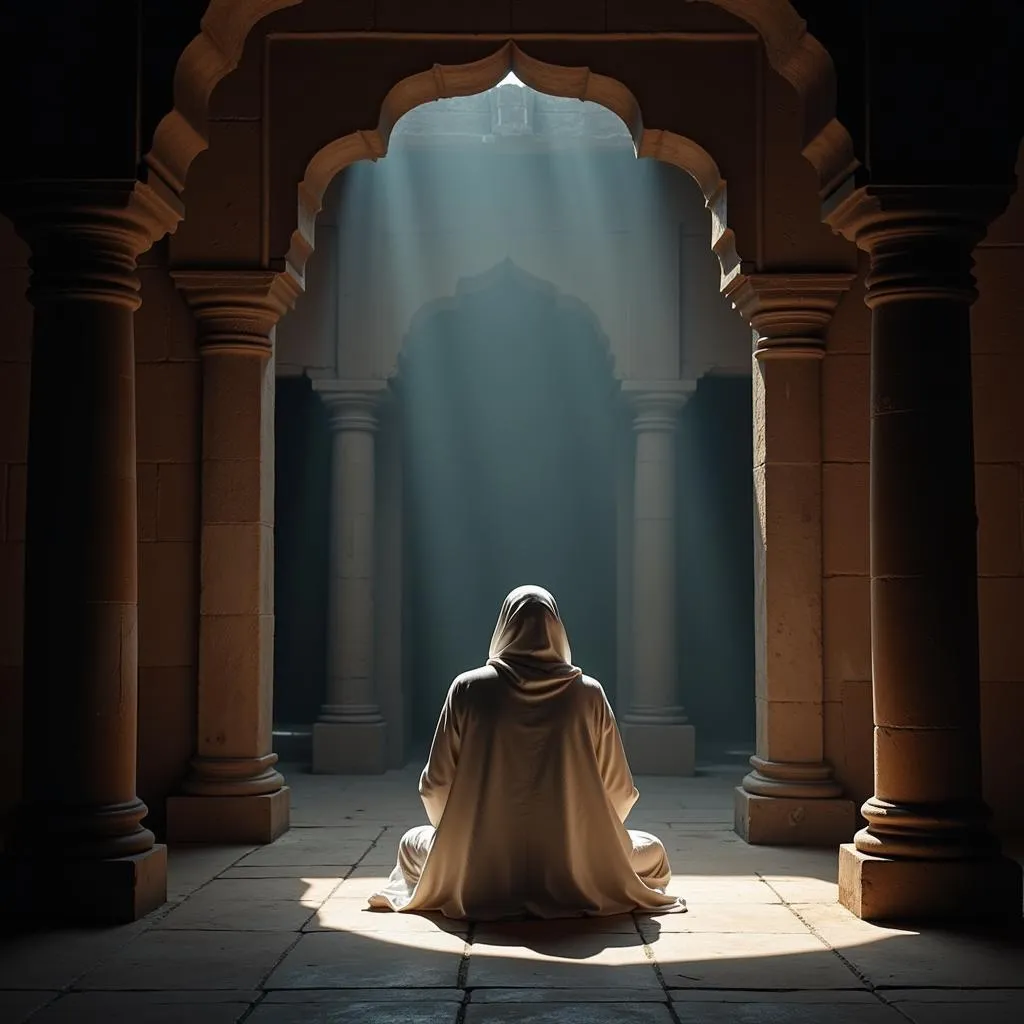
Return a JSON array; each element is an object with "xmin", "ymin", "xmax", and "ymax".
[
  {"xmin": 171, "ymin": 268, "xmax": 303, "ymax": 354},
  {"xmin": 725, "ymin": 272, "xmax": 856, "ymax": 360}
]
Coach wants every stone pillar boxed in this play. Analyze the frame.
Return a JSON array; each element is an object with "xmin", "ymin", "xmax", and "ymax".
[
  {"xmin": 166, "ymin": 270, "xmax": 299, "ymax": 843},
  {"xmin": 619, "ymin": 381, "xmax": 695, "ymax": 775},
  {"xmin": 2, "ymin": 182, "xmax": 179, "ymax": 922},
  {"xmin": 312, "ymin": 380, "xmax": 387, "ymax": 773},
  {"xmin": 375, "ymin": 397, "xmax": 405, "ymax": 769},
  {"xmin": 826, "ymin": 185, "xmax": 1022, "ymax": 921},
  {"xmin": 727, "ymin": 273, "xmax": 859, "ymax": 846}
]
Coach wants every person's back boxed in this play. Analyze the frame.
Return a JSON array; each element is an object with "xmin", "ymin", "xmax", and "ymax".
[{"xmin": 369, "ymin": 585, "xmax": 685, "ymax": 920}]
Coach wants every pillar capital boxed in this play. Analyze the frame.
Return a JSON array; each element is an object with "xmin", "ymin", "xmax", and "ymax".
[
  {"xmin": 4, "ymin": 180, "xmax": 182, "ymax": 309},
  {"xmin": 825, "ymin": 185, "xmax": 1008, "ymax": 307},
  {"xmin": 312, "ymin": 379, "xmax": 389, "ymax": 433},
  {"xmin": 725, "ymin": 272, "xmax": 856, "ymax": 360},
  {"xmin": 622, "ymin": 380, "xmax": 696, "ymax": 431},
  {"xmin": 171, "ymin": 268, "xmax": 303, "ymax": 357}
]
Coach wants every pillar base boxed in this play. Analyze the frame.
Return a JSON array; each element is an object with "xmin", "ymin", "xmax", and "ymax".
[
  {"xmin": 838, "ymin": 843, "xmax": 1023, "ymax": 923},
  {"xmin": 2, "ymin": 844, "xmax": 167, "ymax": 925},
  {"xmin": 734, "ymin": 788, "xmax": 857, "ymax": 846},
  {"xmin": 166, "ymin": 787, "xmax": 290, "ymax": 844},
  {"xmin": 620, "ymin": 721, "xmax": 695, "ymax": 775},
  {"xmin": 313, "ymin": 720, "xmax": 387, "ymax": 774}
]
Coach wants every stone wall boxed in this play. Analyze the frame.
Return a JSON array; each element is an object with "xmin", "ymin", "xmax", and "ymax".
[
  {"xmin": 134, "ymin": 241, "xmax": 202, "ymax": 836},
  {"xmin": 0, "ymin": 215, "xmax": 29, "ymax": 834},
  {"xmin": 971, "ymin": 161, "xmax": 1024, "ymax": 835}
]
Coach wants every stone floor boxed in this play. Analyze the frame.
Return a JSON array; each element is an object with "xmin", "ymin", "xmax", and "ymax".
[{"xmin": 2, "ymin": 764, "xmax": 1023, "ymax": 1023}]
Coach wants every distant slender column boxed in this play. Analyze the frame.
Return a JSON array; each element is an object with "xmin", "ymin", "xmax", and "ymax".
[
  {"xmin": 826, "ymin": 185, "xmax": 1022, "ymax": 922},
  {"xmin": 2, "ymin": 181, "xmax": 179, "ymax": 923},
  {"xmin": 166, "ymin": 270, "xmax": 299, "ymax": 843},
  {"xmin": 618, "ymin": 381, "xmax": 696, "ymax": 775},
  {"xmin": 727, "ymin": 273, "xmax": 858, "ymax": 846},
  {"xmin": 312, "ymin": 380, "xmax": 387, "ymax": 773}
]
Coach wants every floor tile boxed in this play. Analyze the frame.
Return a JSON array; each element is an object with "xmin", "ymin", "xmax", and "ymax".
[
  {"xmin": 308, "ymin": 898, "xmax": 470, "ymax": 935},
  {"xmin": 167, "ymin": 845, "xmax": 257, "ymax": 900},
  {"xmin": 0, "ymin": 922, "xmax": 148, "ymax": 990},
  {"xmin": 263, "ymin": 989, "xmax": 463, "ymax": 1002},
  {"xmin": 0, "ymin": 990, "xmax": 57, "ymax": 1023},
  {"xmin": 669, "ymin": 1000, "xmax": 904, "ymax": 1023},
  {"xmin": 156, "ymin": 896, "xmax": 317, "ymax": 932},
  {"xmin": 28, "ymin": 991, "xmax": 255, "ymax": 1024},
  {"xmin": 467, "ymin": 931, "xmax": 659, "ymax": 989},
  {"xmin": 74, "ymin": 930, "xmax": 297, "ymax": 990},
  {"xmin": 793, "ymin": 903, "xmax": 1024, "ymax": 988},
  {"xmin": 471, "ymin": 988, "xmax": 666, "ymax": 1002},
  {"xmin": 885, "ymin": 988, "xmax": 1024, "ymax": 1024},
  {"xmin": 464, "ymin": 1005, "xmax": 675, "ymax": 1023},
  {"xmin": 639, "ymin": 902, "xmax": 808, "ymax": 934},
  {"xmin": 652, "ymin": 931, "xmax": 864, "ymax": 990},
  {"xmin": 264, "ymin": 930, "xmax": 466, "ymax": 989},
  {"xmin": 248, "ymin": 1001, "xmax": 461, "ymax": 1024}
]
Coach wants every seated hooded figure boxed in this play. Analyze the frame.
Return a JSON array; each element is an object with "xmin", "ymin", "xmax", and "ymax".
[{"xmin": 369, "ymin": 584, "xmax": 685, "ymax": 919}]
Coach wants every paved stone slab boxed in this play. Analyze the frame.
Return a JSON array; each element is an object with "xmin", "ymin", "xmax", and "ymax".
[
  {"xmin": 885, "ymin": 989, "xmax": 1024, "ymax": 1024},
  {"xmin": 793, "ymin": 903, "xmax": 1024, "ymax": 988},
  {"xmin": 187, "ymin": 876, "xmax": 342, "ymax": 903},
  {"xmin": 75, "ymin": 930, "xmax": 297, "ymax": 990},
  {"xmin": 167, "ymin": 845, "xmax": 257, "ymax": 900},
  {"xmin": 653, "ymin": 931, "xmax": 864, "ymax": 990},
  {"xmin": 467, "ymin": 932, "xmax": 659, "ymax": 990},
  {"xmin": 219, "ymin": 866, "xmax": 350, "ymax": 879},
  {"xmin": 156, "ymin": 896, "xmax": 318, "ymax": 932},
  {"xmin": 308, "ymin": 898, "xmax": 470, "ymax": 935},
  {"xmin": 667, "ymin": 877, "xmax": 782, "ymax": 904},
  {"xmin": 470, "ymin": 988, "xmax": 666, "ymax": 1002},
  {"xmin": 639, "ymin": 902, "xmax": 808, "ymax": 934},
  {"xmin": 263, "ymin": 989, "xmax": 463, "ymax": 1002},
  {"xmin": 0, "ymin": 922, "xmax": 149, "ymax": 990},
  {"xmin": 464, "ymin": 1003, "xmax": 675, "ymax": 1023},
  {"xmin": 669, "ymin": 1001, "xmax": 904, "ymax": 1023},
  {"xmin": 28, "ymin": 991, "xmax": 255, "ymax": 1024},
  {"xmin": 248, "ymin": 1002, "xmax": 460, "ymax": 1024},
  {"xmin": 264, "ymin": 930, "xmax": 466, "ymax": 989},
  {"xmin": 0, "ymin": 990, "xmax": 56, "ymax": 1024}
]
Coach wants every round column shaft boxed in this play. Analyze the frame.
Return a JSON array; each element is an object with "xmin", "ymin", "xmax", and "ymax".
[
  {"xmin": 618, "ymin": 383, "xmax": 695, "ymax": 776},
  {"xmin": 312, "ymin": 382, "xmax": 388, "ymax": 774},
  {"xmin": 166, "ymin": 270, "xmax": 299, "ymax": 843},
  {"xmin": 826, "ymin": 184, "xmax": 1022, "ymax": 922},
  {"xmin": 5, "ymin": 182, "xmax": 179, "ymax": 922}
]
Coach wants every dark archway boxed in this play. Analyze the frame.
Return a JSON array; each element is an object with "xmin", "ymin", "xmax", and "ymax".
[{"xmin": 396, "ymin": 262, "xmax": 619, "ymax": 746}]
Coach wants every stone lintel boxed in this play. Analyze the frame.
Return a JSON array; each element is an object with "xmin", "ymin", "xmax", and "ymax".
[
  {"xmin": 620, "ymin": 721, "xmax": 695, "ymax": 776},
  {"xmin": 734, "ymin": 788, "xmax": 856, "ymax": 847},
  {"xmin": 838, "ymin": 843, "xmax": 1023, "ymax": 924},
  {"xmin": 313, "ymin": 721, "xmax": 388, "ymax": 775},
  {"xmin": 166, "ymin": 788, "xmax": 291, "ymax": 845}
]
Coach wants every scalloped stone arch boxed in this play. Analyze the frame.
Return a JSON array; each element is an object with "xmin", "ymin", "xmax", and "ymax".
[
  {"xmin": 393, "ymin": 257, "xmax": 622, "ymax": 382},
  {"xmin": 291, "ymin": 43, "xmax": 737, "ymax": 288},
  {"xmin": 145, "ymin": 0, "xmax": 858, "ymax": 286}
]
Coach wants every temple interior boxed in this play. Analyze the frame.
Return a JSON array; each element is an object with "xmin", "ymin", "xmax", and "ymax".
[{"xmin": 0, "ymin": 2, "xmax": 1023, "ymax": 1022}]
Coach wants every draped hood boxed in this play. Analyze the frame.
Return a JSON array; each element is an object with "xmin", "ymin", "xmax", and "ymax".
[{"xmin": 486, "ymin": 584, "xmax": 583, "ymax": 699}]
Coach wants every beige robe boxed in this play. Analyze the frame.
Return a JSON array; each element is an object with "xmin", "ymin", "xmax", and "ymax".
[{"xmin": 370, "ymin": 585, "xmax": 684, "ymax": 920}]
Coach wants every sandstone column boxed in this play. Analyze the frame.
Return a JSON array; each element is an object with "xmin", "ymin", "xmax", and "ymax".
[
  {"xmin": 3, "ymin": 182, "xmax": 179, "ymax": 922},
  {"xmin": 826, "ymin": 185, "xmax": 1022, "ymax": 921},
  {"xmin": 727, "ymin": 273, "xmax": 858, "ymax": 845},
  {"xmin": 312, "ymin": 380, "xmax": 387, "ymax": 773},
  {"xmin": 619, "ymin": 381, "xmax": 695, "ymax": 775},
  {"xmin": 166, "ymin": 270, "xmax": 299, "ymax": 843}
]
